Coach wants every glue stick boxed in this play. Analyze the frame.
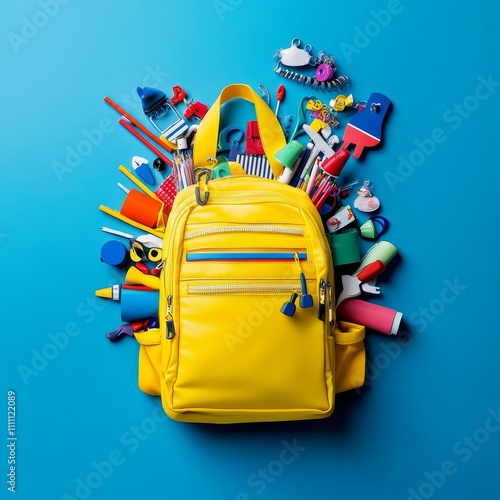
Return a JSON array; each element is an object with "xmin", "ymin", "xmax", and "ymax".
[{"xmin": 95, "ymin": 284, "xmax": 159, "ymax": 322}]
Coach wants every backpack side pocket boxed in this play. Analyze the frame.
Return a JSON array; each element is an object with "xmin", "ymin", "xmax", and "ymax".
[
  {"xmin": 135, "ymin": 329, "xmax": 162, "ymax": 396},
  {"xmin": 333, "ymin": 321, "xmax": 366, "ymax": 393}
]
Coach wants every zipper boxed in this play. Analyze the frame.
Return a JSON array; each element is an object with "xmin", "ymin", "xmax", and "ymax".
[
  {"xmin": 317, "ymin": 279, "xmax": 326, "ymax": 321},
  {"xmin": 165, "ymin": 186, "xmax": 330, "ymax": 296},
  {"xmin": 294, "ymin": 252, "xmax": 313, "ymax": 308},
  {"xmin": 188, "ymin": 283, "xmax": 300, "ymax": 295},
  {"xmin": 165, "ymin": 295, "xmax": 175, "ymax": 339},
  {"xmin": 163, "ymin": 183, "xmax": 333, "ymax": 342},
  {"xmin": 184, "ymin": 224, "xmax": 304, "ymax": 240},
  {"xmin": 326, "ymin": 281, "xmax": 334, "ymax": 333}
]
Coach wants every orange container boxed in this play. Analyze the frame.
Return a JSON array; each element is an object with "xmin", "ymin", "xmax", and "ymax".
[{"xmin": 120, "ymin": 189, "xmax": 163, "ymax": 228}]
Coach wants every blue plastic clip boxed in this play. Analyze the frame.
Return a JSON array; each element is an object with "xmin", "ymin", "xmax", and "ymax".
[{"xmin": 281, "ymin": 292, "xmax": 298, "ymax": 317}]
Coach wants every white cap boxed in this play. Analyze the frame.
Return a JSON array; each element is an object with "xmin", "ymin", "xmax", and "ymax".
[
  {"xmin": 391, "ymin": 311, "xmax": 403, "ymax": 335},
  {"xmin": 177, "ymin": 137, "xmax": 188, "ymax": 150}
]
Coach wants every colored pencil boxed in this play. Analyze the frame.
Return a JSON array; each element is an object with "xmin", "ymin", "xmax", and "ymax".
[
  {"xmin": 104, "ymin": 96, "xmax": 172, "ymax": 152},
  {"xmin": 118, "ymin": 118, "xmax": 173, "ymax": 167}
]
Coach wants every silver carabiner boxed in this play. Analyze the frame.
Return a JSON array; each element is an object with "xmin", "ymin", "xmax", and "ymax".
[{"xmin": 194, "ymin": 168, "xmax": 211, "ymax": 205}]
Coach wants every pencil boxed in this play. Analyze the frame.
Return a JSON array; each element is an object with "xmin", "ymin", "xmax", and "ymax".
[
  {"xmin": 119, "ymin": 118, "xmax": 173, "ymax": 167},
  {"xmin": 104, "ymin": 96, "xmax": 173, "ymax": 152}
]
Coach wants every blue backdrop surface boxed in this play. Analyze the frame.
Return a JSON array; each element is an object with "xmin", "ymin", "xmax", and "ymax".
[{"xmin": 1, "ymin": 1, "xmax": 500, "ymax": 499}]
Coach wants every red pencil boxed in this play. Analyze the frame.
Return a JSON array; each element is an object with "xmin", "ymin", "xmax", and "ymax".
[
  {"xmin": 119, "ymin": 118, "xmax": 173, "ymax": 167},
  {"xmin": 104, "ymin": 96, "xmax": 172, "ymax": 153},
  {"xmin": 315, "ymin": 185, "xmax": 335, "ymax": 211},
  {"xmin": 311, "ymin": 177, "xmax": 331, "ymax": 205}
]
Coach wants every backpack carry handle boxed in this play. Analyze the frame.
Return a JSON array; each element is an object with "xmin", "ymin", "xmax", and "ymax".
[{"xmin": 192, "ymin": 84, "xmax": 287, "ymax": 179}]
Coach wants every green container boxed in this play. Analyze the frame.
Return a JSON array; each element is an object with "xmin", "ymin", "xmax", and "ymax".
[{"xmin": 328, "ymin": 228, "xmax": 360, "ymax": 266}]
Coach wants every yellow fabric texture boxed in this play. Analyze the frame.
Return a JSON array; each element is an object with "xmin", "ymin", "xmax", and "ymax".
[
  {"xmin": 154, "ymin": 176, "xmax": 365, "ymax": 423},
  {"xmin": 135, "ymin": 329, "xmax": 162, "ymax": 396},
  {"xmin": 334, "ymin": 321, "xmax": 366, "ymax": 393},
  {"xmin": 134, "ymin": 320, "xmax": 366, "ymax": 402},
  {"xmin": 192, "ymin": 83, "xmax": 287, "ymax": 179}
]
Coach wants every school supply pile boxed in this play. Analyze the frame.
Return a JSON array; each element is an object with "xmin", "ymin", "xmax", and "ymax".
[{"xmin": 95, "ymin": 39, "xmax": 403, "ymax": 424}]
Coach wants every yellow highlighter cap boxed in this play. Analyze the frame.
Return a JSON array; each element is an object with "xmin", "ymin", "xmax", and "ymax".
[{"xmin": 95, "ymin": 285, "xmax": 120, "ymax": 301}]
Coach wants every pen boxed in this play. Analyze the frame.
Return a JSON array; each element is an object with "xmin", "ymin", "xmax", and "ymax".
[
  {"xmin": 306, "ymin": 157, "xmax": 321, "ymax": 195},
  {"xmin": 101, "ymin": 227, "xmax": 134, "ymax": 239}
]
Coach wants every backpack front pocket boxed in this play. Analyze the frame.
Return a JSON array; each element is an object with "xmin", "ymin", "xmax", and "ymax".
[{"xmin": 164, "ymin": 279, "xmax": 333, "ymax": 414}]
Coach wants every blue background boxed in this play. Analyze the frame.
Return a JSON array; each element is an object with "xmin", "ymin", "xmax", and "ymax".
[{"xmin": 2, "ymin": 0, "xmax": 500, "ymax": 499}]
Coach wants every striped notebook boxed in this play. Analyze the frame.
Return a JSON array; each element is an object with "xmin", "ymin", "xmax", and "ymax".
[{"xmin": 235, "ymin": 154, "xmax": 273, "ymax": 179}]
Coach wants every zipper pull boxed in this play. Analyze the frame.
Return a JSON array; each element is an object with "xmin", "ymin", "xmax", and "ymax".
[
  {"xmin": 318, "ymin": 279, "xmax": 326, "ymax": 321},
  {"xmin": 326, "ymin": 281, "xmax": 334, "ymax": 331},
  {"xmin": 165, "ymin": 295, "xmax": 175, "ymax": 339},
  {"xmin": 294, "ymin": 252, "xmax": 313, "ymax": 308},
  {"xmin": 281, "ymin": 292, "xmax": 298, "ymax": 317}
]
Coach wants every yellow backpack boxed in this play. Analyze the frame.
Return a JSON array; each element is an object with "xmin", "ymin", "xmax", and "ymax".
[{"xmin": 131, "ymin": 84, "xmax": 366, "ymax": 423}]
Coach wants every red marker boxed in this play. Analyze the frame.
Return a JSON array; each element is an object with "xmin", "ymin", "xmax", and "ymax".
[{"xmin": 275, "ymin": 84, "xmax": 285, "ymax": 116}]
